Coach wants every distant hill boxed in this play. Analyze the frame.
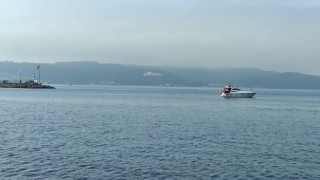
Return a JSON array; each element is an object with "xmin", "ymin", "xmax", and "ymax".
[
  {"xmin": 0, "ymin": 61, "xmax": 199, "ymax": 86},
  {"xmin": 158, "ymin": 67, "xmax": 320, "ymax": 89},
  {"xmin": 1, "ymin": 61, "xmax": 320, "ymax": 89}
]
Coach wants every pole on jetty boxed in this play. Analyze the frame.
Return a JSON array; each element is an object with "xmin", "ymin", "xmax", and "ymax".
[{"xmin": 37, "ymin": 64, "xmax": 40, "ymax": 84}]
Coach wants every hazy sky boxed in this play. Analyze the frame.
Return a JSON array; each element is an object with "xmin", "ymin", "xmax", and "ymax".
[{"xmin": 1, "ymin": 0, "xmax": 320, "ymax": 75}]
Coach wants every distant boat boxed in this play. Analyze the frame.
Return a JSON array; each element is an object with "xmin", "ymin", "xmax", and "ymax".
[
  {"xmin": 143, "ymin": 71, "xmax": 163, "ymax": 77},
  {"xmin": 220, "ymin": 84, "xmax": 256, "ymax": 98}
]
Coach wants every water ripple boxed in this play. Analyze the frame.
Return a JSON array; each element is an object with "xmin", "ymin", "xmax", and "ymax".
[{"xmin": 0, "ymin": 86, "xmax": 320, "ymax": 179}]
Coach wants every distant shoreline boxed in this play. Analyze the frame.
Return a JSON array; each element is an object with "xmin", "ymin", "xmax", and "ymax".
[{"xmin": 1, "ymin": 61, "xmax": 320, "ymax": 89}]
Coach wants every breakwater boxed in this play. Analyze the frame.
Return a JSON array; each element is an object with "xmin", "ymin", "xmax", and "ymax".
[{"xmin": 0, "ymin": 81, "xmax": 55, "ymax": 89}]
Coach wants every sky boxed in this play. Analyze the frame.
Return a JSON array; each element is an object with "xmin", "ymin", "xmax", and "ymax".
[{"xmin": 0, "ymin": 0, "xmax": 320, "ymax": 75}]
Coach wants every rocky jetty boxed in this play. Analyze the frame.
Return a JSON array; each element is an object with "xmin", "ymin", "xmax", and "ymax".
[{"xmin": 0, "ymin": 80, "xmax": 55, "ymax": 89}]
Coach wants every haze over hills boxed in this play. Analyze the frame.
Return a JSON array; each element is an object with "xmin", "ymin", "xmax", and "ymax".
[{"xmin": 1, "ymin": 61, "xmax": 320, "ymax": 89}]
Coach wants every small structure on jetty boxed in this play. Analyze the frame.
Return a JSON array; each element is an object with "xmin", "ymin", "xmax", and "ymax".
[{"xmin": 0, "ymin": 64, "xmax": 55, "ymax": 89}]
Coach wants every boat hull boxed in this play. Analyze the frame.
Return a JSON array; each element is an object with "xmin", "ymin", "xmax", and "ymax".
[{"xmin": 221, "ymin": 92, "xmax": 256, "ymax": 98}]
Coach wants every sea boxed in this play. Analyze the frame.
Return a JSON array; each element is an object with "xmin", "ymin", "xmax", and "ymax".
[{"xmin": 0, "ymin": 85, "xmax": 319, "ymax": 179}]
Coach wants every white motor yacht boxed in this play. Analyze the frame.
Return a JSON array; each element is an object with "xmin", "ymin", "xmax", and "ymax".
[{"xmin": 220, "ymin": 84, "xmax": 256, "ymax": 98}]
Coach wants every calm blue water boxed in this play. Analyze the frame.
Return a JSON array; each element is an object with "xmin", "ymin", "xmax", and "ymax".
[{"xmin": 0, "ymin": 85, "xmax": 320, "ymax": 179}]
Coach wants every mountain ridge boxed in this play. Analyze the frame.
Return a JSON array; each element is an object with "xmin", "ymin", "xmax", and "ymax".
[{"xmin": 1, "ymin": 61, "xmax": 320, "ymax": 89}]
